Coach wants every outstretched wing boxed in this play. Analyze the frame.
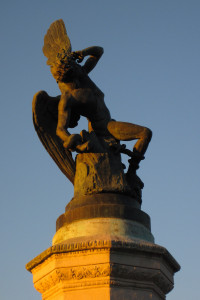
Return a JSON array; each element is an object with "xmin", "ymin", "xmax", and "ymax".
[
  {"xmin": 43, "ymin": 19, "xmax": 72, "ymax": 66},
  {"xmin": 32, "ymin": 90, "xmax": 75, "ymax": 184}
]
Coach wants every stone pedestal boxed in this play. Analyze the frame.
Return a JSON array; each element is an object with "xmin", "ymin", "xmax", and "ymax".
[
  {"xmin": 26, "ymin": 238, "xmax": 180, "ymax": 300},
  {"xmin": 26, "ymin": 154, "xmax": 180, "ymax": 299},
  {"xmin": 26, "ymin": 193, "xmax": 180, "ymax": 299}
]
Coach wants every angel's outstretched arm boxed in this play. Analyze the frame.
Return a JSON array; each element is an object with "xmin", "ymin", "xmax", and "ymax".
[{"xmin": 75, "ymin": 46, "xmax": 104, "ymax": 74}]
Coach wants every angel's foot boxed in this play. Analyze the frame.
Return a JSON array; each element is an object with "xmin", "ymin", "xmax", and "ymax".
[
  {"xmin": 75, "ymin": 141, "xmax": 91, "ymax": 153},
  {"xmin": 128, "ymin": 149, "xmax": 145, "ymax": 172}
]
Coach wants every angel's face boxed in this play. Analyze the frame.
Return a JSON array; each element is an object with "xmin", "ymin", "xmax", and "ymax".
[
  {"xmin": 61, "ymin": 63, "xmax": 78, "ymax": 83},
  {"xmin": 65, "ymin": 62, "xmax": 82, "ymax": 80}
]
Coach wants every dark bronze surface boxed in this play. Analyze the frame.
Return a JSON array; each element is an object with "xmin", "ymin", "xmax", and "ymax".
[{"xmin": 56, "ymin": 193, "xmax": 151, "ymax": 231}]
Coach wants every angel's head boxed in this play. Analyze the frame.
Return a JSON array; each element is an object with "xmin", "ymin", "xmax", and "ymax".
[{"xmin": 50, "ymin": 50, "xmax": 78, "ymax": 83}]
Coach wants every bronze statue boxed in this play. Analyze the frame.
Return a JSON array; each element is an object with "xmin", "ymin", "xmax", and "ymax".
[{"xmin": 33, "ymin": 19, "xmax": 152, "ymax": 193}]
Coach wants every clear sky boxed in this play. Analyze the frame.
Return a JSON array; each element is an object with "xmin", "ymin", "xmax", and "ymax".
[{"xmin": 1, "ymin": 1, "xmax": 200, "ymax": 299}]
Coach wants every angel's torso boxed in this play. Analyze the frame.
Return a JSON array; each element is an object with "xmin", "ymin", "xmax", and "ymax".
[{"xmin": 59, "ymin": 68, "xmax": 111, "ymax": 133}]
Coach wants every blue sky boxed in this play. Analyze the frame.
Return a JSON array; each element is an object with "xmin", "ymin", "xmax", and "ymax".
[{"xmin": 1, "ymin": 1, "xmax": 200, "ymax": 299}]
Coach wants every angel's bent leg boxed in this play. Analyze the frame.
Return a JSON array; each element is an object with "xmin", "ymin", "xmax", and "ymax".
[{"xmin": 107, "ymin": 120, "xmax": 152, "ymax": 156}]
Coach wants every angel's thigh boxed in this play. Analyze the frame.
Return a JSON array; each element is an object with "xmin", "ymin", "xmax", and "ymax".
[{"xmin": 107, "ymin": 120, "xmax": 148, "ymax": 141}]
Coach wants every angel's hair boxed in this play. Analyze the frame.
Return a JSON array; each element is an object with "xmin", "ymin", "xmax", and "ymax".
[{"xmin": 50, "ymin": 51, "xmax": 77, "ymax": 82}]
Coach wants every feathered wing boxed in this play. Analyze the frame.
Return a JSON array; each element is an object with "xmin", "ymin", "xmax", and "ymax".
[
  {"xmin": 32, "ymin": 90, "xmax": 75, "ymax": 184},
  {"xmin": 43, "ymin": 19, "xmax": 72, "ymax": 66}
]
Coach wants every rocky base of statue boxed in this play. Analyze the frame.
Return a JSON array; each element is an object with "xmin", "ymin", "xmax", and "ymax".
[{"xmin": 73, "ymin": 151, "xmax": 144, "ymax": 202}]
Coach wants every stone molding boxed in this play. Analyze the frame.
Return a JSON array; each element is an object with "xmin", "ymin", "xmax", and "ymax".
[{"xmin": 26, "ymin": 239, "xmax": 180, "ymax": 273}]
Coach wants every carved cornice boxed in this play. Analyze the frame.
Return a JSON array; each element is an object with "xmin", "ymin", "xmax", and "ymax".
[
  {"xmin": 26, "ymin": 239, "xmax": 180, "ymax": 273},
  {"xmin": 34, "ymin": 265, "xmax": 110, "ymax": 293},
  {"xmin": 34, "ymin": 263, "xmax": 171, "ymax": 295}
]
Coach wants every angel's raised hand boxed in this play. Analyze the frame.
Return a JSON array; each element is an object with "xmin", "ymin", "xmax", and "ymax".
[{"xmin": 72, "ymin": 51, "xmax": 84, "ymax": 63}]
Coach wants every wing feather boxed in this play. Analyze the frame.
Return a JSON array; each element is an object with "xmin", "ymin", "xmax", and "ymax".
[
  {"xmin": 43, "ymin": 19, "xmax": 72, "ymax": 66},
  {"xmin": 32, "ymin": 91, "xmax": 75, "ymax": 184}
]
